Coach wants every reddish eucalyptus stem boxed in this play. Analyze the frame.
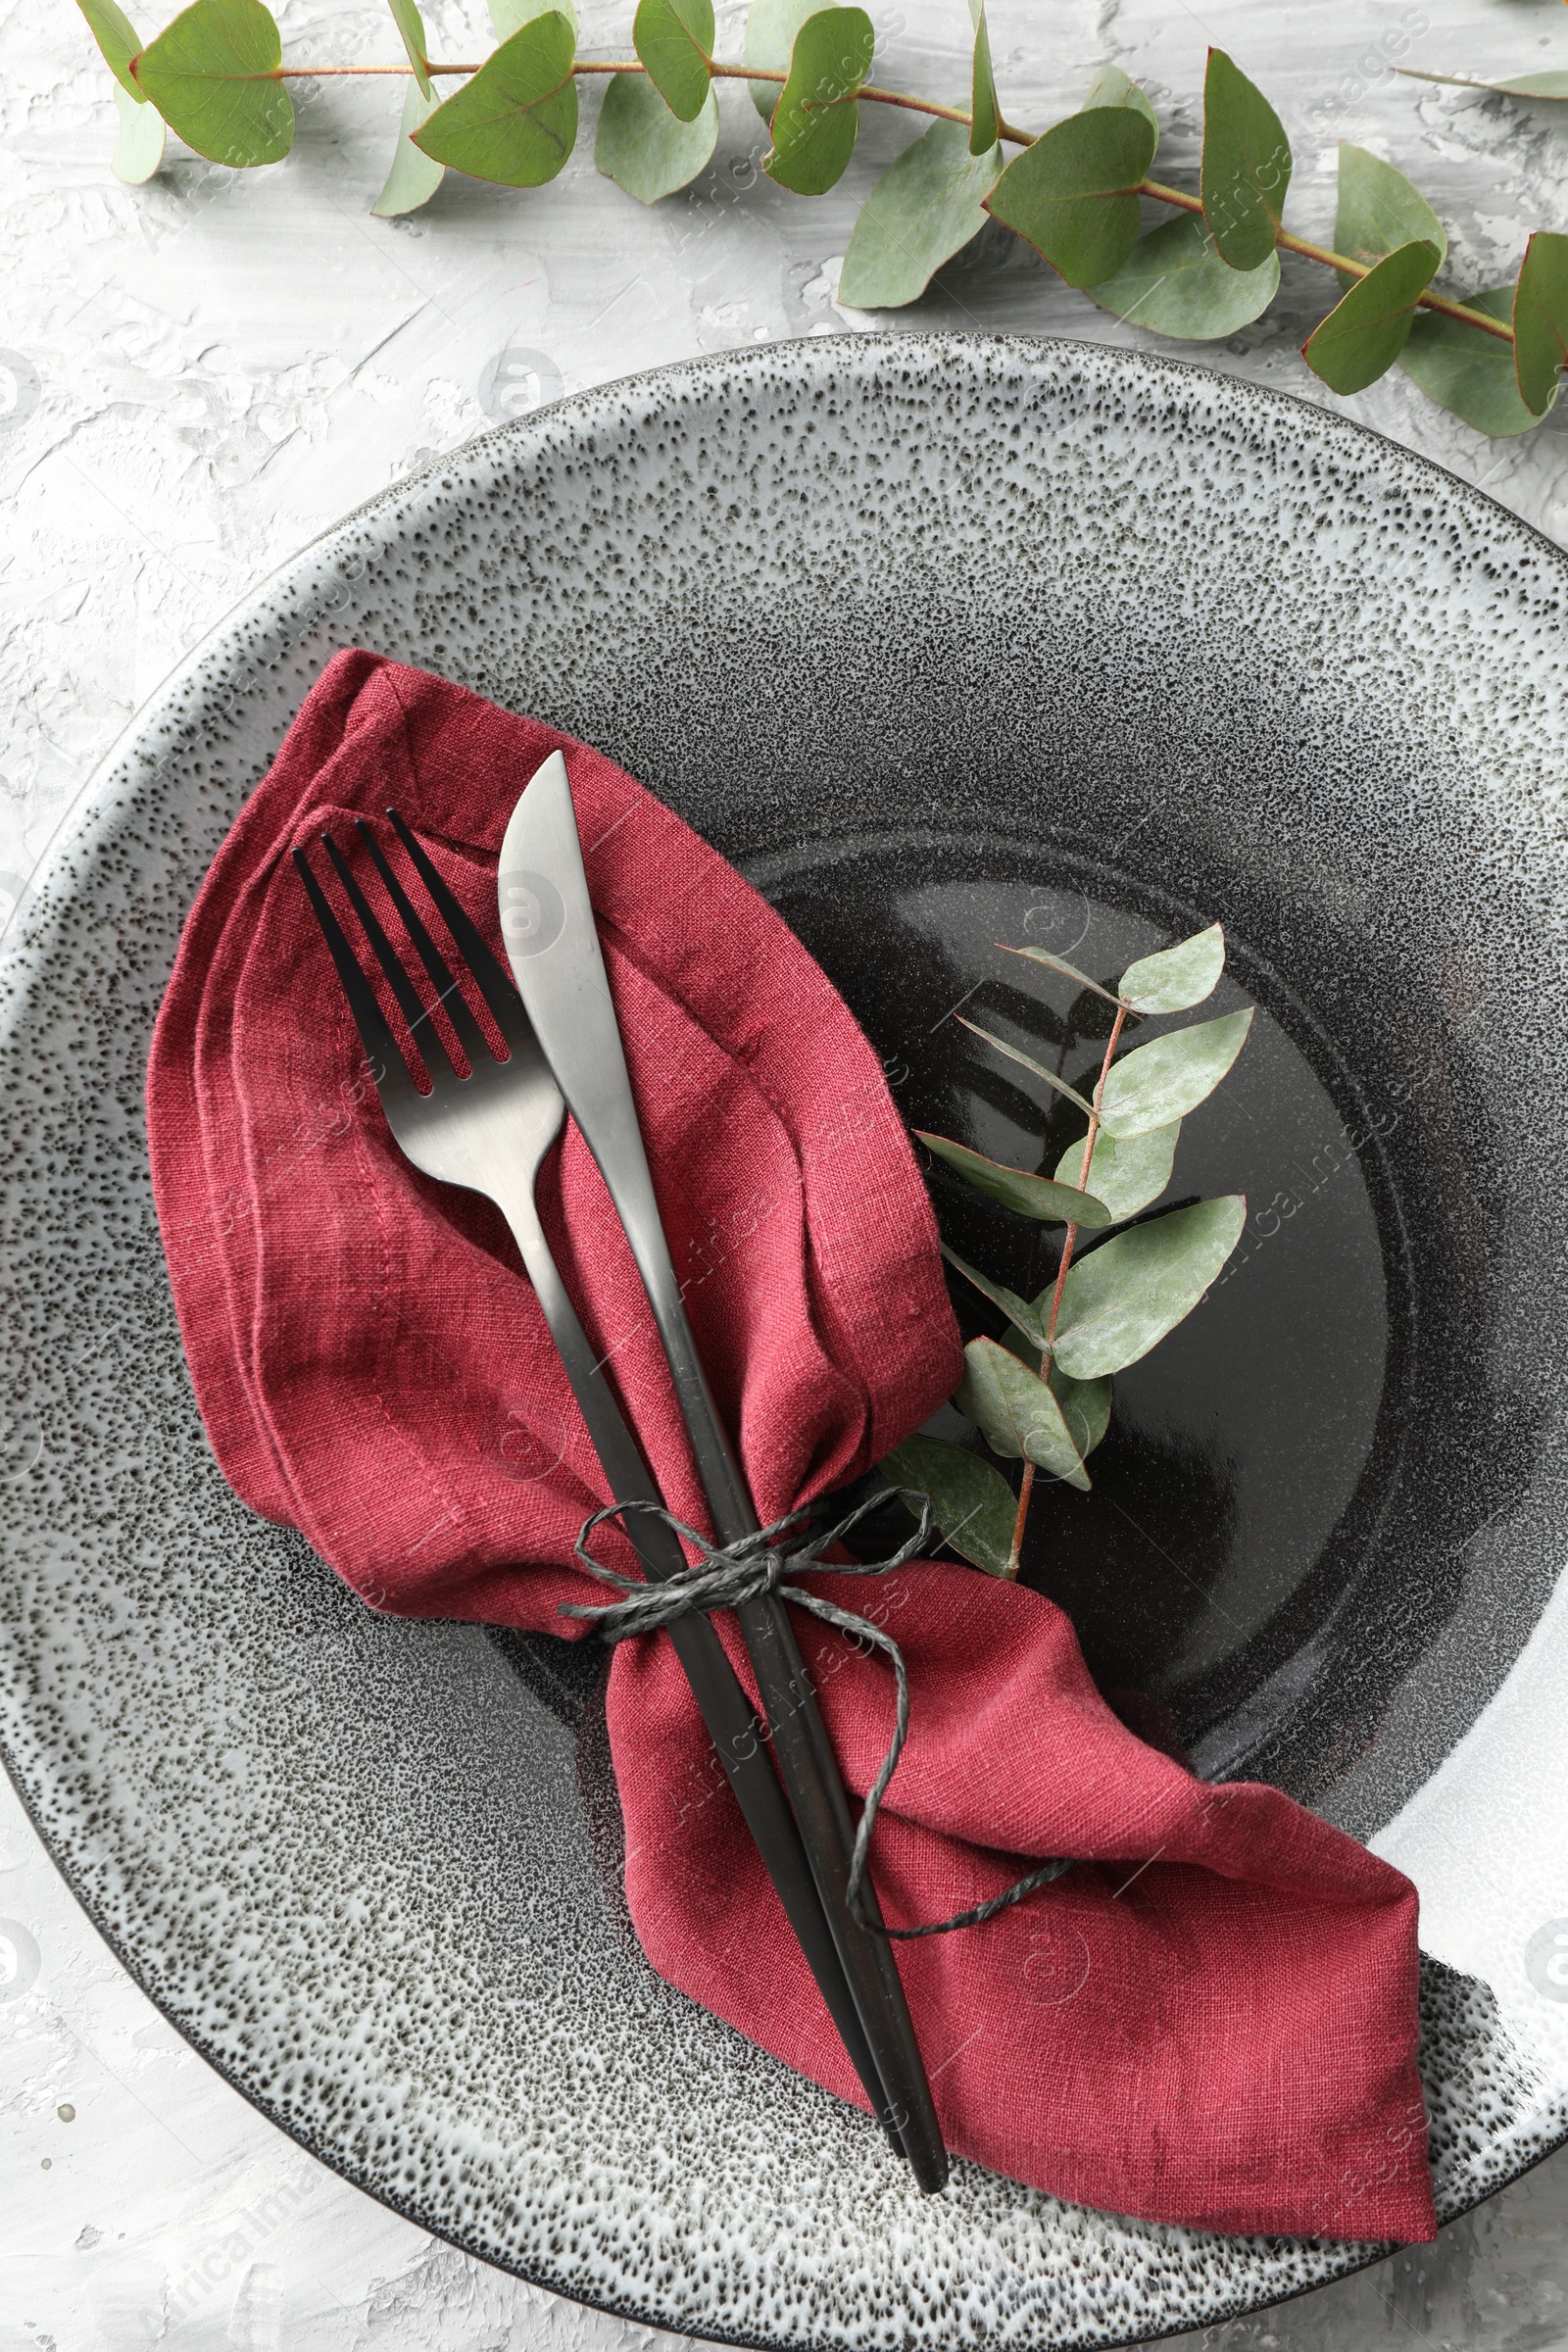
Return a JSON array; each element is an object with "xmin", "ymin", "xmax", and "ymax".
[
  {"xmin": 1005, "ymin": 1462, "xmax": 1036, "ymax": 1578},
  {"xmin": 1004, "ymin": 1002, "xmax": 1129, "ymax": 1580}
]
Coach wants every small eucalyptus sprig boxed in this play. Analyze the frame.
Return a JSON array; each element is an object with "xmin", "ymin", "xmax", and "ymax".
[
  {"xmin": 885, "ymin": 925, "xmax": 1250, "ymax": 1581},
  {"xmin": 72, "ymin": 0, "xmax": 1568, "ymax": 439}
]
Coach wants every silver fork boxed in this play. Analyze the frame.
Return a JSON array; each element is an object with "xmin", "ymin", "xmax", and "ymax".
[{"xmin": 292, "ymin": 812, "xmax": 909, "ymax": 2157}]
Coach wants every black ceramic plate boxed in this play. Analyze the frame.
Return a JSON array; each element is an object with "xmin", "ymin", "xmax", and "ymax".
[{"xmin": 3, "ymin": 337, "xmax": 1566, "ymax": 2352}]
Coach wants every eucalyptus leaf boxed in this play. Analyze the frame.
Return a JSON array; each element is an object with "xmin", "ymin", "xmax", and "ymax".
[
  {"xmin": 1401, "ymin": 284, "xmax": 1552, "ymax": 439},
  {"xmin": 764, "ymin": 5, "xmax": 873, "ymax": 194},
  {"xmin": 634, "ymin": 0, "xmax": 713, "ymax": 122},
  {"xmin": 1396, "ymin": 67, "xmax": 1568, "ymax": 104},
  {"xmin": 1119, "ymin": 921, "xmax": 1224, "ymax": 1013},
  {"xmin": 77, "ymin": 0, "xmax": 143, "ymax": 98},
  {"xmin": 1054, "ymin": 1120, "xmax": 1178, "ymax": 1222},
  {"xmin": 490, "ymin": 0, "xmax": 576, "ymax": 34},
  {"xmin": 918, "ymin": 1131, "xmax": 1111, "ymax": 1227},
  {"xmin": 956, "ymin": 1015, "xmax": 1096, "ymax": 1117},
  {"xmin": 1098, "ymin": 1006, "xmax": 1252, "ymax": 1139},
  {"xmin": 1334, "ymin": 143, "xmax": 1445, "ymax": 289},
  {"xmin": 1513, "ymin": 231, "xmax": 1568, "ymax": 417},
  {"xmin": 1302, "ymin": 238, "xmax": 1440, "ymax": 395},
  {"xmin": 985, "ymin": 106, "xmax": 1156, "ymax": 290},
  {"xmin": 1494, "ymin": 74, "xmax": 1568, "ymax": 100},
  {"xmin": 956, "ymin": 1337, "xmax": 1091, "ymax": 1491},
  {"xmin": 1049, "ymin": 1362, "xmax": 1112, "ymax": 1460},
  {"xmin": 1053, "ymin": 1196, "xmax": 1246, "ymax": 1379},
  {"xmin": 839, "ymin": 120, "xmax": 1002, "ymax": 308},
  {"xmin": 415, "ymin": 12, "xmax": 577, "ymax": 185},
  {"xmin": 881, "ymin": 1435, "xmax": 1017, "ymax": 1578},
  {"xmin": 113, "ymin": 77, "xmax": 166, "ymax": 177},
  {"xmin": 941, "ymin": 1245, "xmax": 1050, "ymax": 1348},
  {"xmin": 597, "ymin": 71, "xmax": 717, "ymax": 199},
  {"xmin": 1200, "ymin": 47, "xmax": 1291, "ymax": 271},
  {"xmin": 1083, "ymin": 62, "xmax": 1158, "ymax": 141},
  {"xmin": 745, "ymin": 0, "xmax": 816, "ymax": 119},
  {"xmin": 372, "ymin": 76, "xmax": 445, "ymax": 214},
  {"xmin": 1001, "ymin": 943, "xmax": 1121, "ymax": 1008},
  {"xmin": 133, "ymin": 0, "xmax": 294, "ymax": 168},
  {"xmin": 387, "ymin": 0, "xmax": 432, "ymax": 97},
  {"xmin": 1086, "ymin": 211, "xmax": 1278, "ymax": 340},
  {"xmin": 969, "ymin": 3, "xmax": 998, "ymax": 156}
]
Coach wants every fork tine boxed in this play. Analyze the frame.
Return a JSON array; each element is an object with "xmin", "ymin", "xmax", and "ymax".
[
  {"xmin": 385, "ymin": 808, "xmax": 520, "ymax": 1027},
  {"xmin": 292, "ymin": 847, "xmax": 412, "ymax": 1097},
  {"xmin": 320, "ymin": 833, "xmax": 458, "ymax": 1082},
  {"xmin": 353, "ymin": 819, "xmax": 496, "ymax": 1070}
]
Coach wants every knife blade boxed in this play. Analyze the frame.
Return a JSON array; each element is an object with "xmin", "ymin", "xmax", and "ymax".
[{"xmin": 498, "ymin": 753, "xmax": 749, "ymax": 1533}]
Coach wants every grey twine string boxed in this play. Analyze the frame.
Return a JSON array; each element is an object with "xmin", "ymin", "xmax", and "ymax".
[{"xmin": 559, "ymin": 1487, "xmax": 1075, "ymax": 1940}]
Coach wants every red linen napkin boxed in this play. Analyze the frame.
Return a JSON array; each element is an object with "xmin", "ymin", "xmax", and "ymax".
[{"xmin": 148, "ymin": 650, "xmax": 1436, "ymax": 2243}]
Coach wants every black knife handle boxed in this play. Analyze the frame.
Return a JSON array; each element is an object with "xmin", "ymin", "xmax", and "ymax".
[
  {"xmin": 734, "ymin": 1590, "xmax": 948, "ymax": 2189},
  {"xmin": 566, "ymin": 1186, "xmax": 950, "ymax": 2192},
  {"xmin": 632, "ymin": 1288, "xmax": 949, "ymax": 2194}
]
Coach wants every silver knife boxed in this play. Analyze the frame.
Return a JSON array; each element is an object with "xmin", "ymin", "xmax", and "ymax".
[
  {"xmin": 499, "ymin": 753, "xmax": 948, "ymax": 2193},
  {"xmin": 498, "ymin": 753, "xmax": 747, "ymax": 1532}
]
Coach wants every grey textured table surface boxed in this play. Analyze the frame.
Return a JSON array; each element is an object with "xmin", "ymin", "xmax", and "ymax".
[{"xmin": 4, "ymin": 0, "xmax": 1568, "ymax": 2343}]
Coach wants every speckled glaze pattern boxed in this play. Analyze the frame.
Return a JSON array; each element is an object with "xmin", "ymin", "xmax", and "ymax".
[{"xmin": 2, "ymin": 337, "xmax": 1567, "ymax": 2350}]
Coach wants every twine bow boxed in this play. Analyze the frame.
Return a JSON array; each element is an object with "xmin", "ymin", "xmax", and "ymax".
[{"xmin": 559, "ymin": 1487, "xmax": 1074, "ymax": 1939}]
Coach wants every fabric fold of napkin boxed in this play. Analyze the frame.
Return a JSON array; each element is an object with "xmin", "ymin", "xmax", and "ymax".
[{"xmin": 148, "ymin": 650, "xmax": 1436, "ymax": 2243}]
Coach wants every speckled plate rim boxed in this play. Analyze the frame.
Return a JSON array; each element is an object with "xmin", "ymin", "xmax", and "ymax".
[
  {"xmin": 1, "ymin": 1734, "xmax": 1562, "ymax": 2352},
  {"xmin": 3, "ymin": 332, "xmax": 1568, "ymax": 2350}
]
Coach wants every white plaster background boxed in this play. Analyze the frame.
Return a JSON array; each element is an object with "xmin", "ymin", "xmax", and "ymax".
[{"xmin": 4, "ymin": 0, "xmax": 1568, "ymax": 2341}]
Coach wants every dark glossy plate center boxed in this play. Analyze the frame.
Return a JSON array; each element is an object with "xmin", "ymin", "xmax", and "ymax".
[{"xmin": 749, "ymin": 829, "xmax": 1408, "ymax": 1793}]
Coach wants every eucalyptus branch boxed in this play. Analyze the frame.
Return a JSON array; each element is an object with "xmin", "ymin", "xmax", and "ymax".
[
  {"xmin": 80, "ymin": 0, "xmax": 1567, "ymax": 432},
  {"xmin": 889, "ymin": 927, "xmax": 1250, "ymax": 1586},
  {"xmin": 211, "ymin": 52, "xmax": 1520, "ymax": 348}
]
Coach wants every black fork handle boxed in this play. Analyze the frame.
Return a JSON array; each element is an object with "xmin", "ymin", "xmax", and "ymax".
[{"xmin": 498, "ymin": 1186, "xmax": 907, "ymax": 2154}]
